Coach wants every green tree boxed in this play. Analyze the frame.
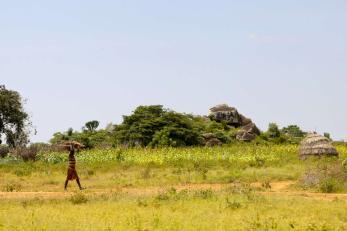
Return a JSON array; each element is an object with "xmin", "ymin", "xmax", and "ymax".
[
  {"xmin": 281, "ymin": 125, "xmax": 305, "ymax": 138},
  {"xmin": 84, "ymin": 120, "xmax": 100, "ymax": 132},
  {"xmin": 280, "ymin": 124, "xmax": 306, "ymax": 144},
  {"xmin": 267, "ymin": 123, "xmax": 281, "ymax": 138},
  {"xmin": 0, "ymin": 85, "xmax": 30, "ymax": 147},
  {"xmin": 113, "ymin": 105, "xmax": 204, "ymax": 147},
  {"xmin": 50, "ymin": 126, "xmax": 112, "ymax": 149},
  {"xmin": 114, "ymin": 105, "xmax": 166, "ymax": 146}
]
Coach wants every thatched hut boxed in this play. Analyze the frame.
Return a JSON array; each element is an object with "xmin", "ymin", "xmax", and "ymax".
[{"xmin": 299, "ymin": 133, "xmax": 339, "ymax": 159}]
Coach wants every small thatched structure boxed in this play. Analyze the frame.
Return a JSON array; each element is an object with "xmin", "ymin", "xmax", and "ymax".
[{"xmin": 299, "ymin": 133, "xmax": 339, "ymax": 159}]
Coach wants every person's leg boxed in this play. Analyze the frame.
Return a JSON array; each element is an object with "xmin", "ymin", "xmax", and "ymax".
[
  {"xmin": 76, "ymin": 178, "xmax": 85, "ymax": 190},
  {"xmin": 64, "ymin": 179, "xmax": 69, "ymax": 190}
]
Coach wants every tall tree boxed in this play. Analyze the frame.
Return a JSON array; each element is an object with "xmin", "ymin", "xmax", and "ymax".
[
  {"xmin": 84, "ymin": 120, "xmax": 100, "ymax": 132},
  {"xmin": 0, "ymin": 85, "xmax": 30, "ymax": 147}
]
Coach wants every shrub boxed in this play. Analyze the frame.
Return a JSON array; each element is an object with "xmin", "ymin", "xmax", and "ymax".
[
  {"xmin": 155, "ymin": 188, "xmax": 177, "ymax": 201},
  {"xmin": 149, "ymin": 126, "xmax": 202, "ymax": 147},
  {"xmin": 4, "ymin": 182, "xmax": 22, "ymax": 192},
  {"xmin": 319, "ymin": 178, "xmax": 342, "ymax": 193},
  {"xmin": 342, "ymin": 159, "xmax": 347, "ymax": 172},
  {"xmin": 12, "ymin": 146, "xmax": 38, "ymax": 161},
  {"xmin": 267, "ymin": 123, "xmax": 281, "ymax": 138},
  {"xmin": 136, "ymin": 198, "xmax": 148, "ymax": 207},
  {"xmin": 155, "ymin": 188, "xmax": 189, "ymax": 201},
  {"xmin": 0, "ymin": 145, "xmax": 9, "ymax": 158},
  {"xmin": 282, "ymin": 125, "xmax": 306, "ymax": 143},
  {"xmin": 193, "ymin": 189, "xmax": 214, "ymax": 199},
  {"xmin": 225, "ymin": 198, "xmax": 242, "ymax": 210},
  {"xmin": 300, "ymin": 160, "xmax": 347, "ymax": 193},
  {"xmin": 116, "ymin": 150, "xmax": 125, "ymax": 162},
  {"xmin": 70, "ymin": 193, "xmax": 88, "ymax": 204}
]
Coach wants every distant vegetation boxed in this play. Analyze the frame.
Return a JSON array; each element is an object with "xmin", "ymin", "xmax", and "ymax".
[
  {"xmin": 0, "ymin": 85, "xmax": 333, "ymax": 161},
  {"xmin": 49, "ymin": 105, "xmax": 307, "ymax": 149}
]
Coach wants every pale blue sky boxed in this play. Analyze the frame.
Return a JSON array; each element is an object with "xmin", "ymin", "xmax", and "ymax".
[{"xmin": 1, "ymin": 1, "xmax": 347, "ymax": 142}]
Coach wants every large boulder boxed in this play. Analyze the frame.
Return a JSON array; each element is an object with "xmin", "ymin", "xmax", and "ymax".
[
  {"xmin": 241, "ymin": 122, "xmax": 260, "ymax": 135},
  {"xmin": 209, "ymin": 104, "xmax": 242, "ymax": 127},
  {"xmin": 209, "ymin": 104, "xmax": 260, "ymax": 142},
  {"xmin": 239, "ymin": 114, "xmax": 253, "ymax": 126},
  {"xmin": 236, "ymin": 123, "xmax": 260, "ymax": 141},
  {"xmin": 236, "ymin": 131, "xmax": 257, "ymax": 142},
  {"xmin": 202, "ymin": 133, "xmax": 222, "ymax": 147}
]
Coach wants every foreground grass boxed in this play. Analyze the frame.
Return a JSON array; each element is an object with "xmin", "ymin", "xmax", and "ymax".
[{"xmin": 0, "ymin": 189, "xmax": 346, "ymax": 231}]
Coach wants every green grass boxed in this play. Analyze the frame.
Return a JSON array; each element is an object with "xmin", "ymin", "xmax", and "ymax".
[
  {"xmin": 0, "ymin": 190, "xmax": 346, "ymax": 230},
  {"xmin": 0, "ymin": 144, "xmax": 346, "ymax": 191},
  {"xmin": 0, "ymin": 144, "xmax": 347, "ymax": 230}
]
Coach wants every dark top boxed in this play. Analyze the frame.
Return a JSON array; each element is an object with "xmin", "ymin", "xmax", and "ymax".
[{"xmin": 68, "ymin": 149, "xmax": 76, "ymax": 169}]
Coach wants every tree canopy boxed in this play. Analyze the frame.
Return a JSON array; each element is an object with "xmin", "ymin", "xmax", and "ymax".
[
  {"xmin": 84, "ymin": 120, "xmax": 100, "ymax": 132},
  {"xmin": 48, "ymin": 105, "xmax": 309, "ymax": 149},
  {"xmin": 0, "ymin": 85, "xmax": 30, "ymax": 147},
  {"xmin": 113, "ymin": 105, "xmax": 204, "ymax": 147}
]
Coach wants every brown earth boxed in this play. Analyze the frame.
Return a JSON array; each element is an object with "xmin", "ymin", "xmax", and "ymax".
[{"xmin": 0, "ymin": 181, "xmax": 346, "ymax": 201}]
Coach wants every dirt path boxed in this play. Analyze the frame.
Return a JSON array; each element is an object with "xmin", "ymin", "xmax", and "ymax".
[{"xmin": 1, "ymin": 181, "xmax": 347, "ymax": 201}]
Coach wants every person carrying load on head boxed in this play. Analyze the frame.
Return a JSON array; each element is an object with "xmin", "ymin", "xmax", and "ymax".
[{"xmin": 60, "ymin": 141, "xmax": 86, "ymax": 191}]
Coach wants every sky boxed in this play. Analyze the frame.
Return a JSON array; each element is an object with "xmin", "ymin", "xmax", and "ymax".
[{"xmin": 1, "ymin": 0, "xmax": 347, "ymax": 142}]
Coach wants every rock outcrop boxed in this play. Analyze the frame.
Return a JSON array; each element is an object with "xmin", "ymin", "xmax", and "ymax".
[
  {"xmin": 209, "ymin": 104, "xmax": 242, "ymax": 127},
  {"xmin": 202, "ymin": 133, "xmax": 222, "ymax": 147},
  {"xmin": 236, "ymin": 123, "xmax": 260, "ymax": 142},
  {"xmin": 209, "ymin": 104, "xmax": 260, "ymax": 142}
]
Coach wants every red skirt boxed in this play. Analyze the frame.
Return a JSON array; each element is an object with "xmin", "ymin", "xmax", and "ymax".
[{"xmin": 67, "ymin": 167, "xmax": 79, "ymax": 181}]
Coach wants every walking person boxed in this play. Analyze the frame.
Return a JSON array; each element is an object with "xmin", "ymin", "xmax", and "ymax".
[{"xmin": 63, "ymin": 141, "xmax": 85, "ymax": 191}]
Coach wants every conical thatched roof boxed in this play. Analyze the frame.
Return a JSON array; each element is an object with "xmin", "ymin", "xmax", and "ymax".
[{"xmin": 299, "ymin": 133, "xmax": 338, "ymax": 159}]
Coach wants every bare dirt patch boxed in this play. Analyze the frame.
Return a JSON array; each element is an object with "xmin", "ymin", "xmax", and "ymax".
[{"xmin": 0, "ymin": 181, "xmax": 346, "ymax": 201}]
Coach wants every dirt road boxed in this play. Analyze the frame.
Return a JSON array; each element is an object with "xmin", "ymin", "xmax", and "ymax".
[{"xmin": 1, "ymin": 181, "xmax": 346, "ymax": 201}]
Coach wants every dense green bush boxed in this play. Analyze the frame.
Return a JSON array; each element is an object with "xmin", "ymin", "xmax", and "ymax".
[
  {"xmin": 281, "ymin": 125, "xmax": 306, "ymax": 144},
  {"xmin": 149, "ymin": 126, "xmax": 203, "ymax": 147},
  {"xmin": 113, "ymin": 106, "xmax": 205, "ymax": 147},
  {"xmin": 261, "ymin": 123, "xmax": 306, "ymax": 144}
]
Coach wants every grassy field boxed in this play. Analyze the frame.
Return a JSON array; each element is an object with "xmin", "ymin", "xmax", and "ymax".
[{"xmin": 0, "ymin": 144, "xmax": 347, "ymax": 230}]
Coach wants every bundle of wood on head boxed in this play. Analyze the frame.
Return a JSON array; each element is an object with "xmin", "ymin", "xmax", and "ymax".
[{"xmin": 57, "ymin": 141, "xmax": 85, "ymax": 151}]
